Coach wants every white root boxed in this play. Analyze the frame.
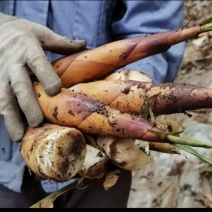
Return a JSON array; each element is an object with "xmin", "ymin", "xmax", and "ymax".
[
  {"xmin": 20, "ymin": 123, "xmax": 86, "ymax": 181},
  {"xmin": 96, "ymin": 136, "xmax": 152, "ymax": 171},
  {"xmin": 78, "ymin": 144, "xmax": 109, "ymax": 179},
  {"xmin": 104, "ymin": 70, "xmax": 152, "ymax": 82}
]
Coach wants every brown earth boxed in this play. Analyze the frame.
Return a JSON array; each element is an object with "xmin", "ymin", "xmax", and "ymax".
[{"xmin": 127, "ymin": 1, "xmax": 212, "ymax": 208}]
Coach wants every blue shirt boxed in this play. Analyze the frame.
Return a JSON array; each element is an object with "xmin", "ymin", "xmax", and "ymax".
[{"xmin": 0, "ymin": 0, "xmax": 185, "ymax": 193}]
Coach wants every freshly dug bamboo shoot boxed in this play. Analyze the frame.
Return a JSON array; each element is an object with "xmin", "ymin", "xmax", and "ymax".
[
  {"xmin": 34, "ymin": 82, "xmax": 170, "ymax": 143},
  {"xmin": 20, "ymin": 123, "xmax": 86, "ymax": 181},
  {"xmin": 34, "ymin": 82, "xmax": 212, "ymax": 150},
  {"xmin": 70, "ymin": 79, "xmax": 212, "ymax": 116},
  {"xmin": 78, "ymin": 144, "xmax": 109, "ymax": 179},
  {"xmin": 52, "ymin": 18, "xmax": 212, "ymax": 88}
]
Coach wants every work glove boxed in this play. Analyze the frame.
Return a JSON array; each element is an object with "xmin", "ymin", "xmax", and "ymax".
[{"xmin": 0, "ymin": 12, "xmax": 86, "ymax": 142}]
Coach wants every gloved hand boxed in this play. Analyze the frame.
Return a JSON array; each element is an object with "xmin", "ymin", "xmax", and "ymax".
[{"xmin": 0, "ymin": 12, "xmax": 86, "ymax": 142}]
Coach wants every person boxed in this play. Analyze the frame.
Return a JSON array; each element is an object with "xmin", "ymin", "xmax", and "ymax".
[{"xmin": 0, "ymin": 0, "xmax": 185, "ymax": 208}]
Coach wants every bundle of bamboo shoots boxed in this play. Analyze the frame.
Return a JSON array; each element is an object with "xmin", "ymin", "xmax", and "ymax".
[{"xmin": 19, "ymin": 17, "xmax": 212, "ymax": 208}]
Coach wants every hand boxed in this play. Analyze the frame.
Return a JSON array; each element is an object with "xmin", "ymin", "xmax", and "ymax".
[{"xmin": 0, "ymin": 13, "xmax": 86, "ymax": 142}]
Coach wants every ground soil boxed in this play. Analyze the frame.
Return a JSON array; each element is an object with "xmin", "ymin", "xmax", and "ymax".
[{"xmin": 127, "ymin": 1, "xmax": 212, "ymax": 208}]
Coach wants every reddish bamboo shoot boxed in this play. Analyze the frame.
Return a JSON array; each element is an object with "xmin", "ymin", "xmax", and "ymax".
[
  {"xmin": 52, "ymin": 19, "xmax": 212, "ymax": 88},
  {"xmin": 70, "ymin": 79, "xmax": 212, "ymax": 116},
  {"xmin": 34, "ymin": 82, "xmax": 168, "ymax": 143}
]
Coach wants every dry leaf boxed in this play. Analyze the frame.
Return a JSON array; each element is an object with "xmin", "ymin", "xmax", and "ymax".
[{"xmin": 103, "ymin": 171, "xmax": 120, "ymax": 191}]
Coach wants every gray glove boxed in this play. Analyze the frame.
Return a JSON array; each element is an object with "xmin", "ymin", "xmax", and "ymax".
[{"xmin": 0, "ymin": 12, "xmax": 86, "ymax": 142}]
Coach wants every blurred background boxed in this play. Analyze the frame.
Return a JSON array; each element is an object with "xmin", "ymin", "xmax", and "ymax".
[{"xmin": 128, "ymin": 1, "xmax": 212, "ymax": 208}]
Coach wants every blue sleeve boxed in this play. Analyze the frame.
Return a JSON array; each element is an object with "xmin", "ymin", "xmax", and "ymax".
[{"xmin": 112, "ymin": 0, "xmax": 185, "ymax": 83}]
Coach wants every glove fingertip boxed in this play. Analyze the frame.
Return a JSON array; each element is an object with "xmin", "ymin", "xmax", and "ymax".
[
  {"xmin": 44, "ymin": 34, "xmax": 87, "ymax": 54},
  {"xmin": 70, "ymin": 39, "xmax": 86, "ymax": 46},
  {"xmin": 44, "ymin": 79, "xmax": 62, "ymax": 96},
  {"xmin": 28, "ymin": 110, "xmax": 44, "ymax": 128},
  {"xmin": 11, "ymin": 128, "xmax": 25, "ymax": 143},
  {"xmin": 69, "ymin": 39, "xmax": 87, "ymax": 50},
  {"xmin": 4, "ymin": 115, "xmax": 25, "ymax": 142}
]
